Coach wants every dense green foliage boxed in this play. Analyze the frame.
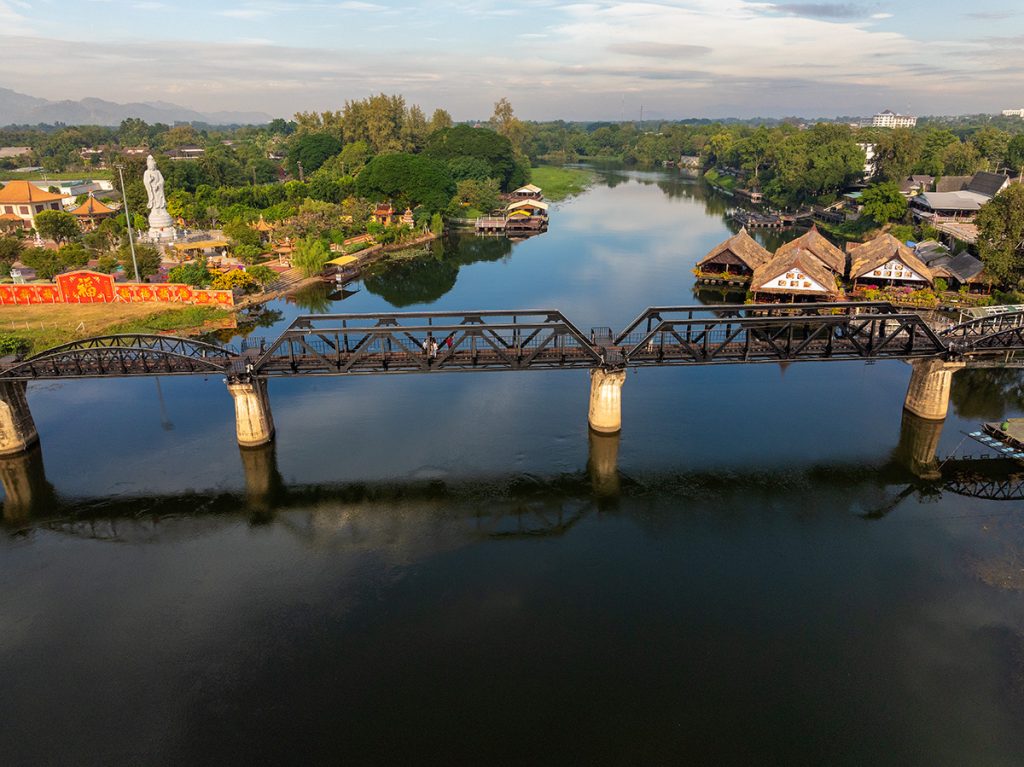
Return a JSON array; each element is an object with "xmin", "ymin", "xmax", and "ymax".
[
  {"xmin": 356, "ymin": 153, "xmax": 455, "ymax": 212},
  {"xmin": 168, "ymin": 260, "xmax": 213, "ymax": 287},
  {"xmin": 977, "ymin": 184, "xmax": 1024, "ymax": 285},
  {"xmin": 293, "ymin": 238, "xmax": 331, "ymax": 277},
  {"xmin": 33, "ymin": 210, "xmax": 80, "ymax": 244},
  {"xmin": 860, "ymin": 182, "xmax": 908, "ymax": 224},
  {"xmin": 424, "ymin": 125, "xmax": 524, "ymax": 191}
]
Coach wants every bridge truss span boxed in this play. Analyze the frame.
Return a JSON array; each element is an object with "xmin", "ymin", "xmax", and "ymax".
[
  {"xmin": 249, "ymin": 310, "xmax": 605, "ymax": 377},
  {"xmin": 616, "ymin": 308, "xmax": 946, "ymax": 366},
  {"xmin": 0, "ymin": 334, "xmax": 233, "ymax": 381}
]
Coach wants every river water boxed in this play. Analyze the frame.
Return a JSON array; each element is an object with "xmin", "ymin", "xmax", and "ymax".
[{"xmin": 3, "ymin": 167, "xmax": 1024, "ymax": 764}]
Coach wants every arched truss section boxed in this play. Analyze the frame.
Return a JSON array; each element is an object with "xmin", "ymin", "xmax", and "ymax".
[
  {"xmin": 944, "ymin": 477, "xmax": 1024, "ymax": 501},
  {"xmin": 941, "ymin": 312, "xmax": 1024, "ymax": 341},
  {"xmin": 0, "ymin": 334, "xmax": 233, "ymax": 380}
]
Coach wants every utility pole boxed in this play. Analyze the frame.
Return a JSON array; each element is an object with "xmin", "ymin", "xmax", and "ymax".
[
  {"xmin": 115, "ymin": 162, "xmax": 141, "ymax": 282},
  {"xmin": 297, "ymin": 160, "xmax": 305, "ymax": 183}
]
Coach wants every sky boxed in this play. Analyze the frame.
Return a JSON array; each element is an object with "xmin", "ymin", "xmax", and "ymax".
[{"xmin": 0, "ymin": 0, "xmax": 1022, "ymax": 120}]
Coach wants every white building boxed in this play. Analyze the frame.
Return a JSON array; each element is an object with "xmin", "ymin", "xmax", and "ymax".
[
  {"xmin": 1002, "ymin": 109, "xmax": 1024, "ymax": 118},
  {"xmin": 857, "ymin": 142, "xmax": 877, "ymax": 177},
  {"xmin": 872, "ymin": 110, "xmax": 918, "ymax": 128}
]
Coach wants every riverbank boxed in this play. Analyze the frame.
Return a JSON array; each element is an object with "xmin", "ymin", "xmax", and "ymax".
[
  {"xmin": 0, "ymin": 304, "xmax": 232, "ymax": 353},
  {"xmin": 530, "ymin": 166, "xmax": 596, "ymax": 201}
]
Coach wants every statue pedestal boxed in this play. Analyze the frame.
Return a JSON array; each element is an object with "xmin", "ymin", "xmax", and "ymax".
[{"xmin": 148, "ymin": 208, "xmax": 175, "ymax": 242}]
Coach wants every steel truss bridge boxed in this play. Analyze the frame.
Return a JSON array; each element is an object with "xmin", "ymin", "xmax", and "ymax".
[{"xmin": 1, "ymin": 302, "xmax": 1023, "ymax": 382}]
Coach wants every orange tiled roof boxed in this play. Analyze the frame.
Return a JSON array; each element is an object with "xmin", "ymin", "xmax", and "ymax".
[
  {"xmin": 69, "ymin": 195, "xmax": 116, "ymax": 216},
  {"xmin": 0, "ymin": 180, "xmax": 70, "ymax": 204}
]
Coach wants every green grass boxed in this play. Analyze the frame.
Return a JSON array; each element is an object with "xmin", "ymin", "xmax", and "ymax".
[
  {"xmin": 107, "ymin": 306, "xmax": 231, "ymax": 334},
  {"xmin": 703, "ymin": 169, "xmax": 736, "ymax": 192},
  {"xmin": 529, "ymin": 166, "xmax": 596, "ymax": 202}
]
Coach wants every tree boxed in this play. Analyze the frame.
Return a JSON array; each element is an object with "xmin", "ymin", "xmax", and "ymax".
[
  {"xmin": 1006, "ymin": 135, "xmax": 1024, "ymax": 174},
  {"xmin": 970, "ymin": 127, "xmax": 1010, "ymax": 171},
  {"xmin": 0, "ymin": 237, "xmax": 23, "ymax": 266},
  {"xmin": 453, "ymin": 178, "xmax": 501, "ymax": 213},
  {"xmin": 118, "ymin": 242, "xmax": 162, "ymax": 280},
  {"xmin": 356, "ymin": 153, "xmax": 455, "ymax": 212},
  {"xmin": 33, "ymin": 210, "xmax": 80, "ymax": 244},
  {"xmin": 20, "ymin": 248, "xmax": 64, "ymax": 280},
  {"xmin": 287, "ymin": 132, "xmax": 342, "ymax": 176},
  {"xmin": 293, "ymin": 237, "xmax": 331, "ymax": 277},
  {"xmin": 976, "ymin": 184, "xmax": 1024, "ymax": 285},
  {"xmin": 942, "ymin": 141, "xmax": 984, "ymax": 176},
  {"xmin": 429, "ymin": 109, "xmax": 453, "ymax": 133},
  {"xmin": 860, "ymin": 182, "xmax": 908, "ymax": 224},
  {"xmin": 57, "ymin": 242, "xmax": 90, "ymax": 270},
  {"xmin": 245, "ymin": 264, "xmax": 277, "ymax": 287},
  {"xmin": 872, "ymin": 129, "xmax": 923, "ymax": 182},
  {"xmin": 424, "ymin": 125, "xmax": 518, "ymax": 190},
  {"xmin": 490, "ymin": 97, "xmax": 526, "ymax": 154}
]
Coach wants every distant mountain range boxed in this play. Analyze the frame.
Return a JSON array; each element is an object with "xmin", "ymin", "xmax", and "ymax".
[{"xmin": 0, "ymin": 87, "xmax": 274, "ymax": 127}]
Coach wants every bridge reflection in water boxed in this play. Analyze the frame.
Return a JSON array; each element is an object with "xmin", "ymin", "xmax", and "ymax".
[{"xmin": 3, "ymin": 412, "xmax": 1022, "ymax": 533}]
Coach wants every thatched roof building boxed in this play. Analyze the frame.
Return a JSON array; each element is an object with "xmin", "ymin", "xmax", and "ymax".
[
  {"xmin": 773, "ymin": 225, "xmax": 846, "ymax": 275},
  {"xmin": 696, "ymin": 228, "xmax": 772, "ymax": 276},
  {"xmin": 848, "ymin": 234, "xmax": 932, "ymax": 286},
  {"xmin": 750, "ymin": 248, "xmax": 839, "ymax": 301}
]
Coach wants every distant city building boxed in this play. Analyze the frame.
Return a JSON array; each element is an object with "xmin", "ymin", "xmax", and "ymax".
[
  {"xmin": 857, "ymin": 142, "xmax": 878, "ymax": 177},
  {"xmin": 872, "ymin": 110, "xmax": 918, "ymax": 128},
  {"xmin": 1002, "ymin": 108, "xmax": 1024, "ymax": 118}
]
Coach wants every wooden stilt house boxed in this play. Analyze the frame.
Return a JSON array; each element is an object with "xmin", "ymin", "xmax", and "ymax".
[
  {"xmin": 750, "ymin": 248, "xmax": 840, "ymax": 303},
  {"xmin": 695, "ymin": 227, "xmax": 772, "ymax": 282},
  {"xmin": 848, "ymin": 234, "xmax": 933, "ymax": 289},
  {"xmin": 773, "ymin": 224, "xmax": 847, "ymax": 277}
]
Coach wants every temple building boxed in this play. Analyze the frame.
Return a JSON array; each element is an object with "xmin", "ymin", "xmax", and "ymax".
[
  {"xmin": 372, "ymin": 203, "xmax": 395, "ymax": 226},
  {"xmin": 0, "ymin": 181, "xmax": 70, "ymax": 230},
  {"xmin": 695, "ymin": 228, "xmax": 772, "ymax": 281},
  {"xmin": 848, "ymin": 234, "xmax": 933, "ymax": 288},
  {"xmin": 68, "ymin": 194, "xmax": 117, "ymax": 230},
  {"xmin": 750, "ymin": 247, "xmax": 840, "ymax": 303},
  {"xmin": 772, "ymin": 225, "xmax": 847, "ymax": 276},
  {"xmin": 251, "ymin": 215, "xmax": 276, "ymax": 243}
]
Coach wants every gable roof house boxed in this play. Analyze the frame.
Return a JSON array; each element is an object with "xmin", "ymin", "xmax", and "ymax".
[
  {"xmin": 773, "ymin": 225, "xmax": 847, "ymax": 276},
  {"xmin": 695, "ymin": 228, "xmax": 773, "ymax": 280},
  {"xmin": 750, "ymin": 248, "xmax": 840, "ymax": 302},
  {"xmin": 848, "ymin": 234, "xmax": 933, "ymax": 287}
]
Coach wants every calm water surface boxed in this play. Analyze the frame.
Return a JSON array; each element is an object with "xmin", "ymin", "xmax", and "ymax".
[{"xmin": 3, "ymin": 167, "xmax": 1024, "ymax": 764}]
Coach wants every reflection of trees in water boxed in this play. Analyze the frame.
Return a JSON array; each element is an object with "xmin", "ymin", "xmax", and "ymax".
[
  {"xmin": 950, "ymin": 368, "xmax": 1024, "ymax": 420},
  {"xmin": 288, "ymin": 282, "xmax": 334, "ymax": 314},
  {"xmin": 363, "ymin": 233, "xmax": 512, "ymax": 307},
  {"xmin": 209, "ymin": 308, "xmax": 285, "ymax": 344}
]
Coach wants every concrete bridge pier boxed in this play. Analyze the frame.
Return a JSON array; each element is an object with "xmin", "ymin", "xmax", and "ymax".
[
  {"xmin": 0, "ymin": 381, "xmax": 38, "ymax": 456},
  {"xmin": 227, "ymin": 379, "xmax": 275, "ymax": 447},
  {"xmin": 903, "ymin": 360, "xmax": 965, "ymax": 421},
  {"xmin": 587, "ymin": 429, "xmax": 621, "ymax": 498},
  {"xmin": 588, "ymin": 368, "xmax": 627, "ymax": 434},
  {"xmin": 895, "ymin": 410, "xmax": 945, "ymax": 480},
  {"xmin": 239, "ymin": 442, "xmax": 284, "ymax": 513},
  {"xmin": 0, "ymin": 444, "xmax": 56, "ymax": 523}
]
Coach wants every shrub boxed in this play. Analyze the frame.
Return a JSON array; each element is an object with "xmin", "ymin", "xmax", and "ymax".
[
  {"xmin": 0, "ymin": 334, "xmax": 29, "ymax": 357},
  {"xmin": 168, "ymin": 260, "xmax": 213, "ymax": 287},
  {"xmin": 210, "ymin": 269, "xmax": 259, "ymax": 293},
  {"xmin": 245, "ymin": 264, "xmax": 277, "ymax": 287},
  {"xmin": 933, "ymin": 277, "xmax": 948, "ymax": 293}
]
